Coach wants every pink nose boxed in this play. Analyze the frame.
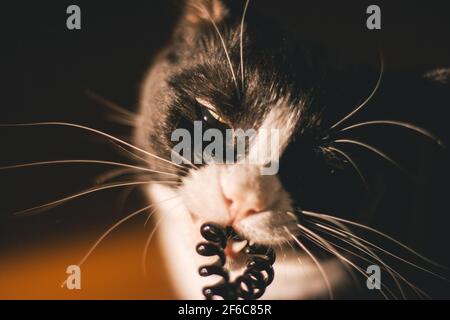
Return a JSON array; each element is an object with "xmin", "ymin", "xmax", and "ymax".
[{"xmin": 224, "ymin": 195, "xmax": 265, "ymax": 222}]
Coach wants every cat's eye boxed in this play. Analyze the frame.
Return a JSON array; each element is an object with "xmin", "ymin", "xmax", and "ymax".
[{"xmin": 196, "ymin": 97, "xmax": 227, "ymax": 125}]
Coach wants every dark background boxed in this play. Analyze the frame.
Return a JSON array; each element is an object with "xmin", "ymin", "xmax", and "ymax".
[{"xmin": 1, "ymin": 0, "xmax": 450, "ymax": 299}]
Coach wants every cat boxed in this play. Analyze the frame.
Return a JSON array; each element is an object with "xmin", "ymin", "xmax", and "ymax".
[
  {"xmin": 0, "ymin": 0, "xmax": 448, "ymax": 300},
  {"xmin": 133, "ymin": 0, "xmax": 449, "ymax": 299}
]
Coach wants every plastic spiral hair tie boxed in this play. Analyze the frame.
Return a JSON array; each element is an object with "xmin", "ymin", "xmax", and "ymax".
[{"xmin": 196, "ymin": 223, "xmax": 276, "ymax": 300}]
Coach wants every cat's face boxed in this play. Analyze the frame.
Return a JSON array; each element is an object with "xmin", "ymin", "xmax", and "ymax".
[{"xmin": 135, "ymin": 0, "xmax": 355, "ymax": 245}]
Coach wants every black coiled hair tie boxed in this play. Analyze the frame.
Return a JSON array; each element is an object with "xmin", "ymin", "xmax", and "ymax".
[{"xmin": 196, "ymin": 223, "xmax": 276, "ymax": 300}]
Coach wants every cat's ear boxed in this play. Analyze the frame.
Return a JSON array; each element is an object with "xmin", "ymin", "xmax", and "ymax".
[{"xmin": 181, "ymin": 0, "xmax": 228, "ymax": 29}]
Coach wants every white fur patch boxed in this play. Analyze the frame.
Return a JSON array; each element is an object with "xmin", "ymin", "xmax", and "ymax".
[
  {"xmin": 179, "ymin": 163, "xmax": 296, "ymax": 243},
  {"xmin": 248, "ymin": 99, "xmax": 301, "ymax": 170}
]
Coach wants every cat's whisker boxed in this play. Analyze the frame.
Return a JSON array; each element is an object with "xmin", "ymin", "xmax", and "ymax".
[
  {"xmin": 14, "ymin": 180, "xmax": 179, "ymax": 216},
  {"xmin": 330, "ymin": 50, "xmax": 384, "ymax": 129},
  {"xmin": 309, "ymin": 221, "xmax": 408, "ymax": 298},
  {"xmin": 95, "ymin": 168, "xmax": 137, "ymax": 184},
  {"xmin": 308, "ymin": 231, "xmax": 366, "ymax": 290},
  {"xmin": 337, "ymin": 120, "xmax": 445, "ymax": 147},
  {"xmin": 295, "ymin": 221, "xmax": 362, "ymax": 291},
  {"xmin": 111, "ymin": 134, "xmax": 194, "ymax": 172},
  {"xmin": 77, "ymin": 203, "xmax": 153, "ymax": 267},
  {"xmin": 75, "ymin": 194, "xmax": 180, "ymax": 270},
  {"xmin": 301, "ymin": 230, "xmax": 400, "ymax": 299},
  {"xmin": 333, "ymin": 139, "xmax": 407, "ymax": 174},
  {"xmin": 144, "ymin": 195, "xmax": 181, "ymax": 228},
  {"xmin": 110, "ymin": 141, "xmax": 189, "ymax": 174},
  {"xmin": 275, "ymin": 242, "xmax": 286, "ymax": 265},
  {"xmin": 302, "ymin": 210, "xmax": 446, "ymax": 269},
  {"xmin": 144, "ymin": 207, "xmax": 159, "ymax": 227},
  {"xmin": 302, "ymin": 212, "xmax": 407, "ymax": 299},
  {"xmin": 110, "ymin": 141, "xmax": 151, "ymax": 164},
  {"xmin": 326, "ymin": 146, "xmax": 369, "ymax": 191},
  {"xmin": 105, "ymin": 114, "xmax": 138, "ymax": 127},
  {"xmin": 104, "ymin": 113, "xmax": 156, "ymax": 135},
  {"xmin": 173, "ymin": 150, "xmax": 199, "ymax": 171},
  {"xmin": 142, "ymin": 201, "xmax": 183, "ymax": 276},
  {"xmin": 285, "ymin": 239, "xmax": 302, "ymax": 265},
  {"xmin": 240, "ymin": 0, "xmax": 251, "ymax": 91},
  {"xmin": 296, "ymin": 223, "xmax": 394, "ymax": 299},
  {"xmin": 284, "ymin": 238, "xmax": 307, "ymax": 279},
  {"xmin": 0, "ymin": 159, "xmax": 180, "ymax": 178},
  {"xmin": 85, "ymin": 90, "xmax": 137, "ymax": 121},
  {"xmin": 114, "ymin": 185, "xmax": 139, "ymax": 214},
  {"xmin": 0, "ymin": 122, "xmax": 186, "ymax": 170},
  {"xmin": 284, "ymin": 226, "xmax": 334, "ymax": 300},
  {"xmin": 60, "ymin": 202, "xmax": 155, "ymax": 288},
  {"xmin": 142, "ymin": 216, "xmax": 165, "ymax": 277},
  {"xmin": 309, "ymin": 222, "xmax": 430, "ymax": 299},
  {"xmin": 313, "ymin": 221, "xmax": 447, "ymax": 281},
  {"xmin": 296, "ymin": 207, "xmax": 361, "ymax": 289},
  {"xmin": 97, "ymin": 172, "xmax": 159, "ymax": 184},
  {"xmin": 204, "ymin": 8, "xmax": 240, "ymax": 97}
]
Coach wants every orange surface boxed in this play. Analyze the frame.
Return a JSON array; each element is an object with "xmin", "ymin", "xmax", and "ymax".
[{"xmin": 0, "ymin": 226, "xmax": 176, "ymax": 300}]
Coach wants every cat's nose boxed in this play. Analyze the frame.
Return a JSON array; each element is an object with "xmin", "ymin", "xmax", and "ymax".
[{"xmin": 224, "ymin": 194, "xmax": 266, "ymax": 222}]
